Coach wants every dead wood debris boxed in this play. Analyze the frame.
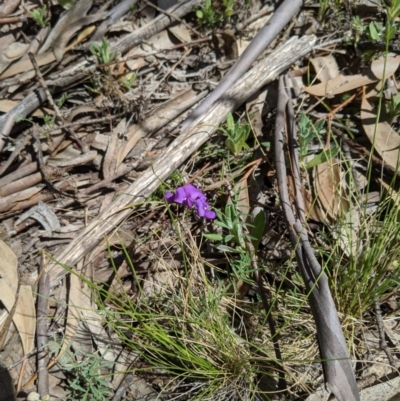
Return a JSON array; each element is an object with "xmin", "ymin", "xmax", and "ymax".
[{"xmin": 0, "ymin": 1, "xmax": 399, "ymax": 400}]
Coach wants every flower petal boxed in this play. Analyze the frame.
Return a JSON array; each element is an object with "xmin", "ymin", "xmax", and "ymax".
[
  {"xmin": 204, "ymin": 210, "xmax": 216, "ymax": 220},
  {"xmin": 194, "ymin": 199, "xmax": 206, "ymax": 217},
  {"xmin": 173, "ymin": 187, "xmax": 187, "ymax": 204},
  {"xmin": 184, "ymin": 185, "xmax": 206, "ymax": 207},
  {"xmin": 165, "ymin": 192, "xmax": 175, "ymax": 203}
]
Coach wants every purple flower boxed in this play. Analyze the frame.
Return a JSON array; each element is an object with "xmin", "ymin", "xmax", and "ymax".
[{"xmin": 165, "ymin": 184, "xmax": 216, "ymax": 220}]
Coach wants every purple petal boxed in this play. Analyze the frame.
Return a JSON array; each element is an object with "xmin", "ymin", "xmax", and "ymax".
[
  {"xmin": 204, "ymin": 210, "xmax": 216, "ymax": 220},
  {"xmin": 194, "ymin": 199, "xmax": 216, "ymax": 219},
  {"xmin": 194, "ymin": 199, "xmax": 206, "ymax": 217},
  {"xmin": 173, "ymin": 187, "xmax": 187, "ymax": 204},
  {"xmin": 165, "ymin": 192, "xmax": 175, "ymax": 203},
  {"xmin": 184, "ymin": 185, "xmax": 206, "ymax": 207}
]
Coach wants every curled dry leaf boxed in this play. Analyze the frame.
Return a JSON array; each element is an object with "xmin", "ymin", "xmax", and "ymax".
[
  {"xmin": 14, "ymin": 285, "xmax": 36, "ymax": 355},
  {"xmin": 0, "ymin": 240, "xmax": 18, "ymax": 316},
  {"xmin": 0, "ymin": 42, "xmax": 29, "ymax": 74},
  {"xmin": 309, "ymin": 55, "xmax": 340, "ymax": 82},
  {"xmin": 361, "ymin": 95, "xmax": 400, "ymax": 170},
  {"xmin": 0, "ymin": 240, "xmax": 35, "ymax": 356},
  {"xmin": 39, "ymin": 0, "xmax": 93, "ymax": 55},
  {"xmin": 0, "ymin": 0, "xmax": 21, "ymax": 18},
  {"xmin": 304, "ymin": 56, "xmax": 400, "ymax": 97},
  {"xmin": 168, "ymin": 23, "xmax": 191, "ymax": 43},
  {"xmin": 313, "ymin": 158, "xmax": 349, "ymax": 220}
]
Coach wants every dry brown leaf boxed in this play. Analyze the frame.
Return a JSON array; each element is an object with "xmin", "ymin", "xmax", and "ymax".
[
  {"xmin": 309, "ymin": 55, "xmax": 340, "ymax": 82},
  {"xmin": 142, "ymin": 30, "xmax": 174, "ymax": 52},
  {"xmin": 168, "ymin": 23, "xmax": 191, "ymax": 43},
  {"xmin": 0, "ymin": 51, "xmax": 56, "ymax": 79},
  {"xmin": 0, "ymin": 240, "xmax": 18, "ymax": 317},
  {"xmin": 14, "ymin": 285, "xmax": 35, "ymax": 355},
  {"xmin": 39, "ymin": 0, "xmax": 93, "ymax": 55},
  {"xmin": 0, "ymin": 0, "xmax": 21, "ymax": 18},
  {"xmin": 361, "ymin": 95, "xmax": 400, "ymax": 170},
  {"xmin": 0, "ymin": 42, "xmax": 29, "ymax": 74},
  {"xmin": 0, "ymin": 242, "xmax": 34, "ymax": 356},
  {"xmin": 66, "ymin": 25, "xmax": 97, "ymax": 52},
  {"xmin": 245, "ymin": 87, "xmax": 268, "ymax": 138},
  {"xmin": 313, "ymin": 159, "xmax": 349, "ymax": 220},
  {"xmin": 304, "ymin": 56, "xmax": 400, "ymax": 97},
  {"xmin": 66, "ymin": 105, "xmax": 98, "ymax": 122}
]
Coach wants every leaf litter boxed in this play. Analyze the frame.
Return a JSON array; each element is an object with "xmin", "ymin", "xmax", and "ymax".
[{"xmin": 0, "ymin": 0, "xmax": 400, "ymax": 400}]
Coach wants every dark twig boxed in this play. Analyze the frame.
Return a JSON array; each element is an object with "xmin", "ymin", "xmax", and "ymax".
[
  {"xmin": 28, "ymin": 52, "xmax": 88, "ymax": 152},
  {"xmin": 374, "ymin": 298, "xmax": 397, "ymax": 368},
  {"xmin": 32, "ymin": 127, "xmax": 76, "ymax": 199},
  {"xmin": 0, "ymin": 134, "xmax": 31, "ymax": 176},
  {"xmin": 0, "ymin": 15, "xmax": 26, "ymax": 24},
  {"xmin": 36, "ymin": 250, "xmax": 50, "ymax": 399},
  {"xmin": 274, "ymin": 75, "xmax": 360, "ymax": 401},
  {"xmin": 142, "ymin": 0, "xmax": 201, "ymax": 37}
]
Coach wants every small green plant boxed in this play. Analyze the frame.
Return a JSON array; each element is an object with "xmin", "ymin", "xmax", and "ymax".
[
  {"xmin": 384, "ymin": 93, "xmax": 400, "ymax": 123},
  {"xmin": 57, "ymin": 0, "xmax": 75, "ymax": 9},
  {"xmin": 40, "ymin": 114, "xmax": 55, "ymax": 128},
  {"xmin": 29, "ymin": 5, "xmax": 50, "ymax": 28},
  {"xmin": 222, "ymin": 0, "xmax": 235, "ymax": 17},
  {"xmin": 46, "ymin": 336, "xmax": 113, "ymax": 401},
  {"xmin": 220, "ymin": 113, "xmax": 251, "ymax": 155},
  {"xmin": 196, "ymin": 0, "xmax": 222, "ymax": 27},
  {"xmin": 204, "ymin": 198, "xmax": 265, "ymax": 283},
  {"xmin": 120, "ymin": 72, "xmax": 136, "ymax": 90},
  {"xmin": 90, "ymin": 39, "xmax": 116, "ymax": 64},
  {"xmin": 297, "ymin": 114, "xmax": 339, "ymax": 169},
  {"xmin": 366, "ymin": 20, "xmax": 385, "ymax": 42},
  {"xmin": 56, "ymin": 92, "xmax": 72, "ymax": 109},
  {"xmin": 66, "ymin": 354, "xmax": 113, "ymax": 401}
]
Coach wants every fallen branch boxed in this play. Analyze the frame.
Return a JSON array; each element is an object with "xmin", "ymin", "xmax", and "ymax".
[{"xmin": 274, "ymin": 75, "xmax": 360, "ymax": 401}]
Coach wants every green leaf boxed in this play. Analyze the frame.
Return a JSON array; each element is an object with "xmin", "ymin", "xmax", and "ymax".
[
  {"xmin": 224, "ymin": 234, "xmax": 234, "ymax": 242},
  {"xmin": 368, "ymin": 21, "xmax": 380, "ymax": 41},
  {"xmin": 57, "ymin": 0, "xmax": 75, "ymax": 9},
  {"xmin": 306, "ymin": 146, "xmax": 340, "ymax": 169},
  {"xmin": 203, "ymin": 233, "xmax": 223, "ymax": 241},
  {"xmin": 250, "ymin": 211, "xmax": 266, "ymax": 250},
  {"xmin": 226, "ymin": 113, "xmax": 234, "ymax": 131},
  {"xmin": 216, "ymin": 244, "xmax": 239, "ymax": 253}
]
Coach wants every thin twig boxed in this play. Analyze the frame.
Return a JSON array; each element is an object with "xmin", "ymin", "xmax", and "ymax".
[
  {"xmin": 374, "ymin": 298, "xmax": 397, "ymax": 368},
  {"xmin": 32, "ymin": 127, "xmax": 77, "ymax": 199},
  {"xmin": 37, "ymin": 250, "xmax": 50, "ymax": 398},
  {"xmin": 142, "ymin": 0, "xmax": 202, "ymax": 37},
  {"xmin": 28, "ymin": 52, "xmax": 88, "ymax": 152}
]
